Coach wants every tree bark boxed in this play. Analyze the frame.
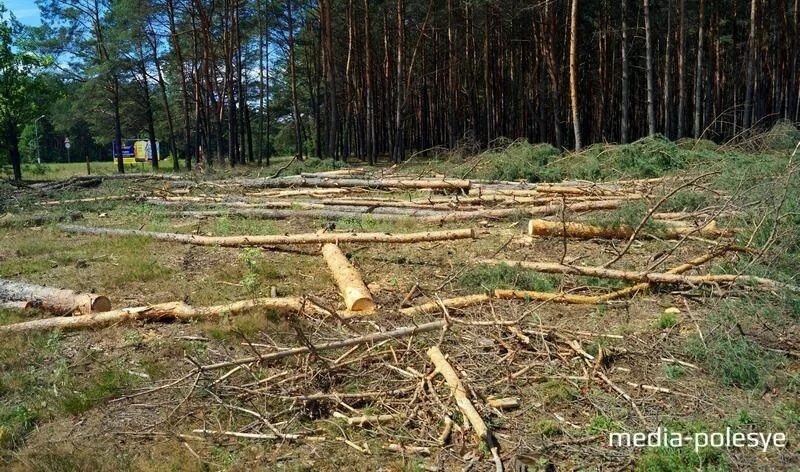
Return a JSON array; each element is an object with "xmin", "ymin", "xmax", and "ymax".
[
  {"xmin": 321, "ymin": 244, "xmax": 375, "ymax": 311},
  {"xmin": 743, "ymin": 0, "xmax": 757, "ymax": 129},
  {"xmin": 0, "ymin": 298, "xmax": 319, "ymax": 335},
  {"xmin": 59, "ymin": 225, "xmax": 476, "ymax": 247},
  {"xmin": 643, "ymin": 0, "xmax": 657, "ymax": 136},
  {"xmin": 569, "ymin": 0, "xmax": 582, "ymax": 150},
  {"xmin": 0, "ymin": 279, "xmax": 111, "ymax": 315}
]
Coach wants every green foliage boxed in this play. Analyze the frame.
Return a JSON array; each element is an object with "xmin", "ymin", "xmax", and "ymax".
[
  {"xmin": 0, "ymin": 404, "xmax": 39, "ymax": 449},
  {"xmin": 239, "ymin": 248, "xmax": 263, "ymax": 299},
  {"xmin": 457, "ymin": 263, "xmax": 556, "ymax": 293},
  {"xmin": 539, "ymin": 380, "xmax": 577, "ymax": 405},
  {"xmin": 685, "ymin": 333, "xmax": 778, "ymax": 390},
  {"xmin": 656, "ymin": 313, "xmax": 679, "ymax": 329},
  {"xmin": 484, "ymin": 141, "xmax": 562, "ymax": 182},
  {"xmin": 660, "ymin": 190, "xmax": 712, "ymax": 212},
  {"xmin": 663, "ymin": 364, "xmax": 685, "ymax": 380},
  {"xmin": 587, "ymin": 201, "xmax": 667, "ymax": 233},
  {"xmin": 563, "ymin": 136, "xmax": 695, "ymax": 180},
  {"xmin": 635, "ymin": 419, "xmax": 728, "ymax": 471},
  {"xmin": 585, "ymin": 415, "xmax": 623, "ymax": 435},
  {"xmin": 60, "ymin": 367, "xmax": 138, "ymax": 415},
  {"xmin": 761, "ymin": 120, "xmax": 800, "ymax": 151},
  {"xmin": 533, "ymin": 419, "xmax": 562, "ymax": 437}
]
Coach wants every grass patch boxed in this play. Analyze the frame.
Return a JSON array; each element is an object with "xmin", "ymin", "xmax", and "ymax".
[
  {"xmin": 660, "ymin": 190, "xmax": 712, "ymax": 212},
  {"xmin": 457, "ymin": 263, "xmax": 557, "ymax": 293},
  {"xmin": 60, "ymin": 367, "xmax": 139, "ymax": 415},
  {"xmin": 685, "ymin": 333, "xmax": 779, "ymax": 390},
  {"xmin": 533, "ymin": 419, "xmax": 562, "ymax": 437},
  {"xmin": 663, "ymin": 364, "xmax": 685, "ymax": 380},
  {"xmin": 656, "ymin": 313, "xmax": 679, "ymax": 329},
  {"xmin": 539, "ymin": 380, "xmax": 577, "ymax": 406},
  {"xmin": 585, "ymin": 415, "xmax": 623, "ymax": 435},
  {"xmin": 576, "ymin": 276, "xmax": 629, "ymax": 290},
  {"xmin": 332, "ymin": 214, "xmax": 418, "ymax": 233},
  {"xmin": 587, "ymin": 201, "xmax": 668, "ymax": 233}
]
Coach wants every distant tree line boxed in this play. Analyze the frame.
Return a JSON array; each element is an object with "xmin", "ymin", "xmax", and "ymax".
[{"xmin": 1, "ymin": 0, "xmax": 798, "ymax": 179}]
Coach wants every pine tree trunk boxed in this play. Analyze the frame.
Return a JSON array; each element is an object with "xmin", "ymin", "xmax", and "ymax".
[
  {"xmin": 643, "ymin": 0, "xmax": 657, "ymax": 136},
  {"xmin": 569, "ymin": 0, "xmax": 582, "ymax": 150}
]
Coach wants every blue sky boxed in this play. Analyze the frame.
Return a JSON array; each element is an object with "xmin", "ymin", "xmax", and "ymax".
[{"xmin": 4, "ymin": 0, "xmax": 41, "ymax": 25}]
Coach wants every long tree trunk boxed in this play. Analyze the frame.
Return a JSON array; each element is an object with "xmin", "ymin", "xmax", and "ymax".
[
  {"xmin": 643, "ymin": 0, "xmax": 657, "ymax": 136},
  {"xmin": 287, "ymin": 0, "xmax": 303, "ymax": 160},
  {"xmin": 620, "ymin": 0, "xmax": 630, "ymax": 143},
  {"xmin": 693, "ymin": 0, "xmax": 706, "ymax": 138},
  {"xmin": 166, "ymin": 0, "xmax": 192, "ymax": 170},
  {"xmin": 6, "ymin": 118, "xmax": 22, "ymax": 181},
  {"xmin": 569, "ymin": 0, "xmax": 582, "ymax": 150},
  {"xmin": 363, "ymin": 0, "xmax": 376, "ymax": 164},
  {"xmin": 743, "ymin": 0, "xmax": 757, "ymax": 129},
  {"xmin": 677, "ymin": 0, "xmax": 687, "ymax": 138},
  {"xmin": 149, "ymin": 29, "xmax": 178, "ymax": 171},
  {"xmin": 663, "ymin": 0, "xmax": 673, "ymax": 139}
]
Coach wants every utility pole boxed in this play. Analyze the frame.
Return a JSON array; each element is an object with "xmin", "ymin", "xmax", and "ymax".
[{"xmin": 34, "ymin": 115, "xmax": 46, "ymax": 164}]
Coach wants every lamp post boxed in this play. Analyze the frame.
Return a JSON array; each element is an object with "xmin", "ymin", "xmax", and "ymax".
[{"xmin": 34, "ymin": 115, "xmax": 46, "ymax": 164}]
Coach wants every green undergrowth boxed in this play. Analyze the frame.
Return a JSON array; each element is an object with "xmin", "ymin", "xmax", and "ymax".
[
  {"xmin": 683, "ymin": 295, "xmax": 795, "ymax": 390},
  {"xmin": 586, "ymin": 201, "xmax": 668, "ymax": 233},
  {"xmin": 0, "ymin": 332, "xmax": 141, "ymax": 456},
  {"xmin": 457, "ymin": 263, "xmax": 557, "ymax": 293}
]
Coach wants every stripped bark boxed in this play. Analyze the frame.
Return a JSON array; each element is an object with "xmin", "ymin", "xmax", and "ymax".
[
  {"xmin": 321, "ymin": 244, "xmax": 375, "ymax": 311},
  {"xmin": 480, "ymin": 259, "xmax": 797, "ymax": 292},
  {"xmin": 0, "ymin": 297, "xmax": 320, "ymax": 335},
  {"xmin": 528, "ymin": 219, "xmax": 734, "ymax": 240},
  {"xmin": 59, "ymin": 225, "xmax": 476, "ymax": 247},
  {"xmin": 185, "ymin": 176, "xmax": 471, "ymax": 190}
]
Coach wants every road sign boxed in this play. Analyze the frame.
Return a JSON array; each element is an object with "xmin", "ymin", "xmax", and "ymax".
[{"xmin": 64, "ymin": 137, "xmax": 71, "ymax": 149}]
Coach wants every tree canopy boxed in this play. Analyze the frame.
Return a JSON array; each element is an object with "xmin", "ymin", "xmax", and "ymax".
[{"xmin": 1, "ymin": 0, "xmax": 798, "ymax": 180}]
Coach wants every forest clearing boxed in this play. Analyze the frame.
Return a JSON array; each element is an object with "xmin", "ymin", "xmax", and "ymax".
[{"xmin": 1, "ymin": 136, "xmax": 800, "ymax": 471}]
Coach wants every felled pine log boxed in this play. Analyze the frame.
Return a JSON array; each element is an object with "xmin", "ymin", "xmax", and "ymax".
[
  {"xmin": 401, "ymin": 251, "xmax": 731, "ymax": 314},
  {"xmin": 59, "ymin": 225, "xmax": 476, "ymax": 247},
  {"xmin": 0, "ymin": 297, "xmax": 322, "ymax": 335},
  {"xmin": 186, "ymin": 176, "xmax": 471, "ymax": 191},
  {"xmin": 321, "ymin": 243, "xmax": 376, "ymax": 312},
  {"xmin": 0, "ymin": 279, "xmax": 111, "ymax": 315},
  {"xmin": 175, "ymin": 199, "xmax": 628, "ymax": 225},
  {"xmin": 479, "ymin": 259, "xmax": 798, "ymax": 292},
  {"xmin": 528, "ymin": 218, "xmax": 735, "ymax": 240}
]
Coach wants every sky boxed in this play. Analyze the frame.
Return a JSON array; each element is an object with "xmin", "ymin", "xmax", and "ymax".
[{"xmin": 4, "ymin": 0, "xmax": 41, "ymax": 25}]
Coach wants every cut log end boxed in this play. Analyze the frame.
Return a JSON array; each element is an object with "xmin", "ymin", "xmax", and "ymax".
[{"xmin": 89, "ymin": 295, "xmax": 112, "ymax": 313}]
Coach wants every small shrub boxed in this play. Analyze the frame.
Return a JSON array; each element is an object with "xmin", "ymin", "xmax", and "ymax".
[
  {"xmin": 586, "ymin": 415, "xmax": 623, "ymax": 434},
  {"xmin": 663, "ymin": 364, "xmax": 685, "ymax": 380},
  {"xmin": 656, "ymin": 313, "xmax": 679, "ymax": 329},
  {"xmin": 539, "ymin": 380, "xmax": 577, "ymax": 405},
  {"xmin": 457, "ymin": 263, "xmax": 556, "ymax": 293},
  {"xmin": 485, "ymin": 141, "xmax": 561, "ymax": 182},
  {"xmin": 533, "ymin": 419, "xmax": 562, "ymax": 437},
  {"xmin": 660, "ymin": 190, "xmax": 711, "ymax": 212}
]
